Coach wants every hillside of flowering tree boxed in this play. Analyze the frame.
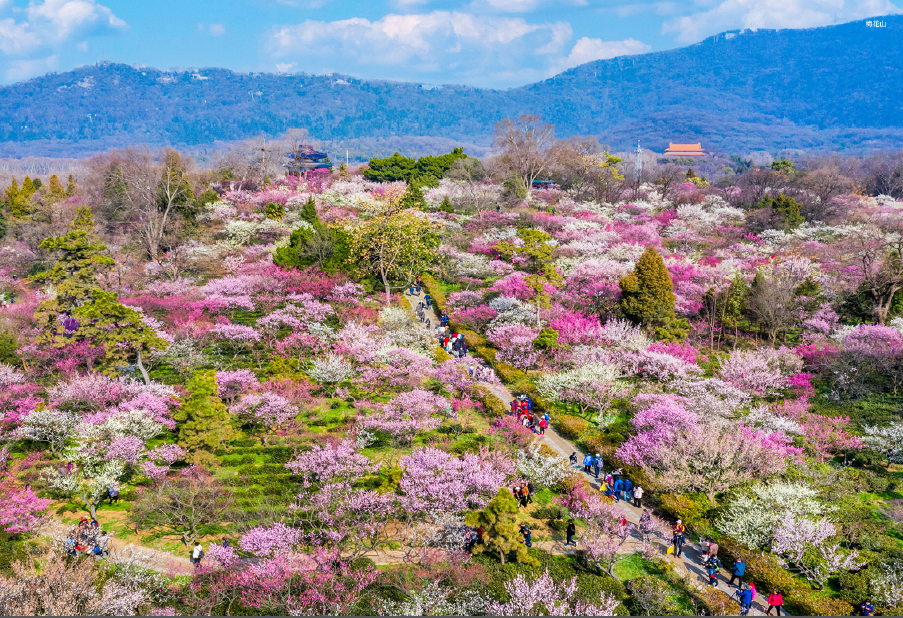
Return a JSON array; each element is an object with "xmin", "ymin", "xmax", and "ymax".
[{"xmin": 0, "ymin": 127, "xmax": 902, "ymax": 616}]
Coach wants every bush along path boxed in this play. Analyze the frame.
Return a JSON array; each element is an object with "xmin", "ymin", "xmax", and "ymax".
[{"xmin": 404, "ymin": 286, "xmax": 773, "ymax": 617}]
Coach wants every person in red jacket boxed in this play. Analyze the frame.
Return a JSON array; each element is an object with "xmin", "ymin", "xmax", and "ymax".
[{"xmin": 766, "ymin": 590, "xmax": 784, "ymax": 616}]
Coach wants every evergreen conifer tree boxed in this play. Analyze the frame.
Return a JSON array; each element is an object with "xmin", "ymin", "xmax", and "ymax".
[
  {"xmin": 31, "ymin": 208, "xmax": 167, "ymax": 370},
  {"xmin": 399, "ymin": 182, "xmax": 427, "ymax": 211},
  {"xmin": 11, "ymin": 176, "xmax": 35, "ymax": 217},
  {"xmin": 3, "ymin": 177, "xmax": 18, "ymax": 207},
  {"xmin": 300, "ymin": 196, "xmax": 319, "ymax": 225},
  {"xmin": 620, "ymin": 246, "xmax": 687, "ymax": 341},
  {"xmin": 465, "ymin": 488, "xmax": 537, "ymax": 566},
  {"xmin": 762, "ymin": 193, "xmax": 804, "ymax": 230},
  {"xmin": 338, "ymin": 161, "xmax": 350, "ymax": 180},
  {"xmin": 66, "ymin": 174, "xmax": 77, "ymax": 197},
  {"xmin": 439, "ymin": 195, "xmax": 454, "ymax": 213},
  {"xmin": 174, "ymin": 370, "xmax": 235, "ymax": 465},
  {"xmin": 20, "ymin": 176, "xmax": 35, "ymax": 198}
]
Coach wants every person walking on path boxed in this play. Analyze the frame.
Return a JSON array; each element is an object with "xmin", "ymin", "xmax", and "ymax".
[
  {"xmin": 613, "ymin": 477, "xmax": 624, "ymax": 502},
  {"xmin": 672, "ymin": 520, "xmax": 686, "ymax": 558},
  {"xmin": 565, "ymin": 519, "xmax": 577, "ymax": 547},
  {"xmin": 582, "ymin": 453, "xmax": 594, "ymax": 474},
  {"xmin": 526, "ymin": 481, "xmax": 535, "ymax": 504},
  {"xmin": 704, "ymin": 554, "xmax": 721, "ymax": 587},
  {"xmin": 593, "ymin": 454, "xmax": 603, "ymax": 478},
  {"xmin": 622, "ymin": 477, "xmax": 633, "ymax": 503},
  {"xmin": 569, "ymin": 452, "xmax": 578, "ymax": 467},
  {"xmin": 765, "ymin": 590, "xmax": 784, "ymax": 616},
  {"xmin": 737, "ymin": 585, "xmax": 753, "ymax": 616},
  {"xmin": 766, "ymin": 590, "xmax": 784, "ymax": 616},
  {"xmin": 191, "ymin": 542, "xmax": 204, "ymax": 569},
  {"xmin": 729, "ymin": 557, "xmax": 746, "ymax": 588},
  {"xmin": 520, "ymin": 524, "xmax": 532, "ymax": 548},
  {"xmin": 633, "ymin": 485, "xmax": 643, "ymax": 508}
]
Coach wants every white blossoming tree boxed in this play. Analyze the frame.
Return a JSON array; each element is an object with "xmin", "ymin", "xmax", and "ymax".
[
  {"xmin": 308, "ymin": 353, "xmax": 355, "ymax": 396},
  {"xmin": 515, "ymin": 443, "xmax": 577, "ymax": 489}
]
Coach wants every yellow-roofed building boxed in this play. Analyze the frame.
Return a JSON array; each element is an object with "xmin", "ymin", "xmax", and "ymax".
[{"xmin": 664, "ymin": 143, "xmax": 707, "ymax": 157}]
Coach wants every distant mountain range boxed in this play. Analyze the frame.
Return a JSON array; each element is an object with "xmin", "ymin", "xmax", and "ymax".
[{"xmin": 1, "ymin": 15, "xmax": 902, "ymax": 159}]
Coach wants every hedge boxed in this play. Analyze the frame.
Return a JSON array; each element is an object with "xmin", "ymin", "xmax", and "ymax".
[
  {"xmin": 472, "ymin": 384, "xmax": 508, "ymax": 418},
  {"xmin": 554, "ymin": 415, "xmax": 589, "ymax": 440}
]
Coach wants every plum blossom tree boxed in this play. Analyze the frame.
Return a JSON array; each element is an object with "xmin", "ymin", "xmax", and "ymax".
[
  {"xmin": 515, "ymin": 443, "xmax": 576, "ymax": 489},
  {"xmin": 771, "ymin": 513, "xmax": 864, "ymax": 590},
  {"xmin": 487, "ymin": 569, "xmax": 619, "ymax": 616},
  {"xmin": 15, "ymin": 409, "xmax": 79, "ymax": 454},
  {"xmin": 535, "ymin": 363, "xmax": 628, "ymax": 422},
  {"xmin": 487, "ymin": 324, "xmax": 539, "ymax": 370},
  {"xmin": 359, "ymin": 390, "xmax": 449, "ymax": 447},
  {"xmin": 239, "ymin": 522, "xmax": 302, "ymax": 557},
  {"xmin": 307, "ymin": 353, "xmax": 354, "ymax": 396},
  {"xmin": 863, "ymin": 422, "xmax": 903, "ymax": 464}
]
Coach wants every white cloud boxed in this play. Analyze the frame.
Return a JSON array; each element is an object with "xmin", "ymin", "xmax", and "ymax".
[
  {"xmin": 469, "ymin": 0, "xmax": 587, "ymax": 12},
  {"xmin": 76, "ymin": 40, "xmax": 88, "ymax": 51},
  {"xmin": 208, "ymin": 23, "xmax": 226, "ymax": 36},
  {"xmin": 268, "ymin": 11, "xmax": 573, "ymax": 85},
  {"xmin": 5, "ymin": 53, "xmax": 58, "ymax": 81},
  {"xmin": 0, "ymin": 0, "xmax": 125, "ymax": 56},
  {"xmin": 276, "ymin": 62, "xmax": 295, "ymax": 72},
  {"xmin": 663, "ymin": 0, "xmax": 901, "ymax": 43},
  {"xmin": 555, "ymin": 36, "xmax": 651, "ymax": 71}
]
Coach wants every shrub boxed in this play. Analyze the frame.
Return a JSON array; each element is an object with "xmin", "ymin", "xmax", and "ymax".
[
  {"xmin": 495, "ymin": 362, "xmax": 526, "ymax": 383},
  {"xmin": 658, "ymin": 493, "xmax": 711, "ymax": 528},
  {"xmin": 555, "ymin": 415, "xmax": 590, "ymax": 440},
  {"xmin": 784, "ymin": 593, "xmax": 854, "ymax": 617},
  {"xmin": 472, "ymin": 384, "xmax": 507, "ymax": 419},
  {"xmin": 475, "ymin": 345, "xmax": 498, "ymax": 364},
  {"xmin": 716, "ymin": 537, "xmax": 799, "ymax": 594},
  {"xmin": 420, "ymin": 274, "xmax": 447, "ymax": 312}
]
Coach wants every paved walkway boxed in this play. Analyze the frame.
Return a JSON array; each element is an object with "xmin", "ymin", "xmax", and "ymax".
[{"xmin": 405, "ymin": 287, "xmax": 770, "ymax": 616}]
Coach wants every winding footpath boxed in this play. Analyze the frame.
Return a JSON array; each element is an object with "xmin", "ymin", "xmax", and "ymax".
[{"xmin": 407, "ymin": 288, "xmax": 771, "ymax": 616}]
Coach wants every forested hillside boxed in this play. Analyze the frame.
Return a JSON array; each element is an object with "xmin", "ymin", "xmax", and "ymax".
[{"xmin": 0, "ymin": 16, "xmax": 902, "ymax": 157}]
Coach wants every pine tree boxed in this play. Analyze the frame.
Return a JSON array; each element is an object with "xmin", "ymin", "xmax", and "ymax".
[
  {"xmin": 619, "ymin": 246, "xmax": 677, "ymax": 326},
  {"xmin": 338, "ymin": 161, "xmax": 350, "ymax": 180},
  {"xmin": 174, "ymin": 370, "xmax": 235, "ymax": 466},
  {"xmin": 465, "ymin": 488, "xmax": 537, "ymax": 566},
  {"xmin": 31, "ymin": 208, "xmax": 167, "ymax": 370},
  {"xmin": 3, "ymin": 177, "xmax": 19, "ymax": 207},
  {"xmin": 399, "ymin": 182, "xmax": 427, "ymax": 211},
  {"xmin": 300, "ymin": 196, "xmax": 319, "ymax": 225},
  {"xmin": 439, "ymin": 195, "xmax": 454, "ymax": 213},
  {"xmin": 65, "ymin": 174, "xmax": 77, "ymax": 197},
  {"xmin": 762, "ymin": 193, "xmax": 804, "ymax": 230}
]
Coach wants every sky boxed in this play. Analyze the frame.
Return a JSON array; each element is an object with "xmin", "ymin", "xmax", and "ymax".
[{"xmin": 0, "ymin": 0, "xmax": 900, "ymax": 87}]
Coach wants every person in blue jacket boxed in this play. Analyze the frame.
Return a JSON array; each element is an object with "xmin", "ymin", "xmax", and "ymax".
[
  {"xmin": 582, "ymin": 453, "xmax": 594, "ymax": 473},
  {"xmin": 613, "ymin": 478, "xmax": 624, "ymax": 502},
  {"xmin": 622, "ymin": 478, "xmax": 633, "ymax": 503},
  {"xmin": 729, "ymin": 557, "xmax": 746, "ymax": 588},
  {"xmin": 592, "ymin": 454, "xmax": 602, "ymax": 478},
  {"xmin": 738, "ymin": 586, "xmax": 753, "ymax": 615}
]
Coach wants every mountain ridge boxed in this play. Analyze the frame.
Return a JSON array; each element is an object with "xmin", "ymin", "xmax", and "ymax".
[{"xmin": 1, "ymin": 15, "xmax": 902, "ymax": 158}]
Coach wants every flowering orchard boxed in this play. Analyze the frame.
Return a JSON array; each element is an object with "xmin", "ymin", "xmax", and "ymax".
[{"xmin": 0, "ymin": 144, "xmax": 901, "ymax": 615}]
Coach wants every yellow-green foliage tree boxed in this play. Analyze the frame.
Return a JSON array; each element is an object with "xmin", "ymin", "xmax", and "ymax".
[
  {"xmin": 497, "ymin": 228, "xmax": 563, "ymax": 325},
  {"xmin": 174, "ymin": 370, "xmax": 235, "ymax": 466},
  {"xmin": 465, "ymin": 488, "xmax": 538, "ymax": 566},
  {"xmin": 619, "ymin": 246, "xmax": 687, "ymax": 340},
  {"xmin": 348, "ymin": 209, "xmax": 439, "ymax": 303}
]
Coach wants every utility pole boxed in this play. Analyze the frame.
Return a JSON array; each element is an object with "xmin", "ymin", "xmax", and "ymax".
[{"xmin": 633, "ymin": 141, "xmax": 643, "ymax": 198}]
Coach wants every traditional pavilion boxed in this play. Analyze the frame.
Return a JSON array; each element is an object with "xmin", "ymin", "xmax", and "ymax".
[{"xmin": 663, "ymin": 143, "xmax": 707, "ymax": 157}]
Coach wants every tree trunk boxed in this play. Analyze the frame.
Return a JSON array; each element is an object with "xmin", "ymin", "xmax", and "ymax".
[
  {"xmin": 499, "ymin": 548, "xmax": 505, "ymax": 565},
  {"xmin": 136, "ymin": 350, "xmax": 151, "ymax": 385}
]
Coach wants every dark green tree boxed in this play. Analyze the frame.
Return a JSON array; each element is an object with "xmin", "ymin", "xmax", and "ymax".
[
  {"xmin": 31, "ymin": 208, "xmax": 167, "ymax": 373},
  {"xmin": 174, "ymin": 370, "xmax": 235, "ymax": 466},
  {"xmin": 502, "ymin": 175, "xmax": 528, "ymax": 202},
  {"xmin": 465, "ymin": 488, "xmax": 537, "ymax": 566},
  {"xmin": 771, "ymin": 157, "xmax": 797, "ymax": 175},
  {"xmin": 439, "ymin": 195, "xmax": 454, "ymax": 213},
  {"xmin": 274, "ymin": 198, "xmax": 350, "ymax": 274},
  {"xmin": 300, "ymin": 196, "xmax": 318, "ymax": 225},
  {"xmin": 761, "ymin": 193, "xmax": 804, "ymax": 230},
  {"xmin": 0, "ymin": 211, "xmax": 7, "ymax": 241},
  {"xmin": 65, "ymin": 174, "xmax": 77, "ymax": 197},
  {"xmin": 399, "ymin": 182, "xmax": 427, "ymax": 211},
  {"xmin": 620, "ymin": 247, "xmax": 686, "ymax": 340}
]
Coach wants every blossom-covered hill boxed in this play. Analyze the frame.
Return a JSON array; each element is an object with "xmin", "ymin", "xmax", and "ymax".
[{"xmin": 0, "ymin": 156, "xmax": 902, "ymax": 615}]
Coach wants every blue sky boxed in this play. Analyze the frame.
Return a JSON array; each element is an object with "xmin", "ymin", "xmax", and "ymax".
[{"xmin": 0, "ymin": 0, "xmax": 900, "ymax": 86}]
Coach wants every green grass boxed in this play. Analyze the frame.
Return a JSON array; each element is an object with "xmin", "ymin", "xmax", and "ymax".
[{"xmin": 612, "ymin": 554, "xmax": 660, "ymax": 581}]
